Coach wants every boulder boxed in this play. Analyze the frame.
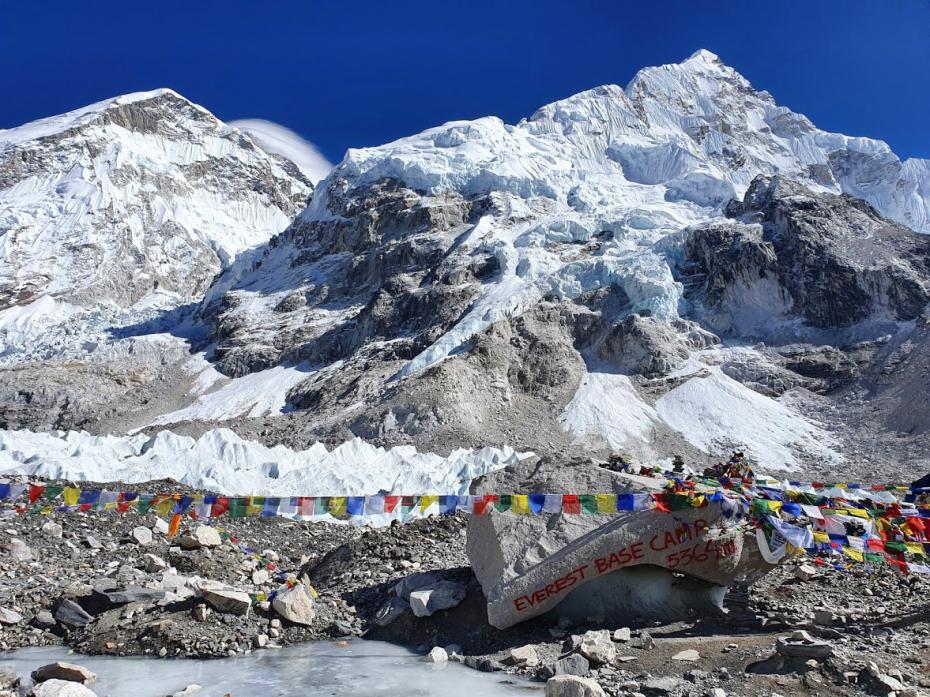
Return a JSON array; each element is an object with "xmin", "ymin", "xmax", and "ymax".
[
  {"xmin": 143, "ymin": 554, "xmax": 168, "ymax": 572},
  {"xmin": 272, "ymin": 584, "xmax": 315, "ymax": 626},
  {"xmin": 129, "ymin": 526, "xmax": 153, "ymax": 546},
  {"xmin": 506, "ymin": 645, "xmax": 540, "ymax": 667},
  {"xmin": 794, "ymin": 564, "xmax": 819, "ymax": 581},
  {"xmin": 178, "ymin": 525, "xmax": 222, "ymax": 550},
  {"xmin": 408, "ymin": 581, "xmax": 466, "ymax": 617},
  {"xmin": 195, "ymin": 581, "xmax": 251, "ymax": 616},
  {"xmin": 539, "ymin": 654, "xmax": 591, "ymax": 679},
  {"xmin": 612, "ymin": 627, "xmax": 631, "ymax": 642},
  {"xmin": 53, "ymin": 599, "xmax": 93, "ymax": 627},
  {"xmin": 545, "ymin": 675, "xmax": 607, "ymax": 697},
  {"xmin": 642, "ymin": 677, "xmax": 686, "ymax": 695},
  {"xmin": 0, "ymin": 608, "xmax": 22, "ymax": 625},
  {"xmin": 171, "ymin": 686, "xmax": 203, "ymax": 697},
  {"xmin": 578, "ymin": 630, "xmax": 616, "ymax": 665},
  {"xmin": 31, "ymin": 662, "xmax": 96, "ymax": 685},
  {"xmin": 41, "ymin": 521, "xmax": 63, "ymax": 540},
  {"xmin": 465, "ymin": 461, "xmax": 771, "ymax": 629},
  {"xmin": 424, "ymin": 647, "xmax": 448, "ymax": 663},
  {"xmin": 30, "ymin": 680, "xmax": 96, "ymax": 697},
  {"xmin": 374, "ymin": 597, "xmax": 409, "ymax": 626},
  {"xmin": 8, "ymin": 538, "xmax": 33, "ymax": 562}
]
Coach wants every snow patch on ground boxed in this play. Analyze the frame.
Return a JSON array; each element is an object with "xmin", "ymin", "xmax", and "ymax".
[
  {"xmin": 560, "ymin": 372, "xmax": 659, "ymax": 449},
  {"xmin": 0, "ymin": 428, "xmax": 526, "ymax": 496},
  {"xmin": 149, "ymin": 363, "xmax": 312, "ymax": 425},
  {"xmin": 655, "ymin": 367, "xmax": 842, "ymax": 471}
]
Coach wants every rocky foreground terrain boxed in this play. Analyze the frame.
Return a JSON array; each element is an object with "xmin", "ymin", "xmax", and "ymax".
[{"xmin": 0, "ymin": 476, "xmax": 927, "ymax": 697}]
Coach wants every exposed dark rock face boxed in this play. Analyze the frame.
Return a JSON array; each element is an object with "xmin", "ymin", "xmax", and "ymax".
[
  {"xmin": 206, "ymin": 180, "xmax": 491, "ymax": 377},
  {"xmin": 684, "ymin": 175, "xmax": 930, "ymax": 333}
]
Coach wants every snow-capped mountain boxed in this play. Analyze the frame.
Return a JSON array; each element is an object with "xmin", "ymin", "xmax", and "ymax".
[
  {"xmin": 0, "ymin": 88, "xmax": 312, "ymax": 312},
  {"xmin": 194, "ymin": 50, "xmax": 930, "ymax": 477},
  {"xmin": 1, "ymin": 51, "xmax": 929, "ymax": 483}
]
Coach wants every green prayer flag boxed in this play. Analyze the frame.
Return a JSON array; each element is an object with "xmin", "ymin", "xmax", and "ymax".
[
  {"xmin": 579, "ymin": 495, "xmax": 598, "ymax": 514},
  {"xmin": 495, "ymin": 495, "xmax": 512, "ymax": 513}
]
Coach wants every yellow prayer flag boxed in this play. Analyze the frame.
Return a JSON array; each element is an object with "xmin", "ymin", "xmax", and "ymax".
[
  {"xmin": 843, "ymin": 546, "xmax": 864, "ymax": 563},
  {"xmin": 595, "ymin": 494, "xmax": 617, "ymax": 514},
  {"xmin": 844, "ymin": 508, "xmax": 869, "ymax": 519},
  {"xmin": 905, "ymin": 542, "xmax": 924, "ymax": 556},
  {"xmin": 63, "ymin": 487, "xmax": 80, "ymax": 506},
  {"xmin": 328, "ymin": 497, "xmax": 347, "ymax": 517},
  {"xmin": 246, "ymin": 498, "xmax": 264, "ymax": 516},
  {"xmin": 155, "ymin": 498, "xmax": 174, "ymax": 517},
  {"xmin": 510, "ymin": 495, "xmax": 530, "ymax": 515},
  {"xmin": 813, "ymin": 531, "xmax": 830, "ymax": 544},
  {"xmin": 420, "ymin": 495, "xmax": 439, "ymax": 513}
]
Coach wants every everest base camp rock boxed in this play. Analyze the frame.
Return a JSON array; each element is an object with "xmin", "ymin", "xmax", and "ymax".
[
  {"xmin": 466, "ymin": 461, "xmax": 772, "ymax": 629},
  {"xmin": 271, "ymin": 584, "xmax": 315, "ymax": 626},
  {"xmin": 545, "ymin": 675, "xmax": 607, "ymax": 697}
]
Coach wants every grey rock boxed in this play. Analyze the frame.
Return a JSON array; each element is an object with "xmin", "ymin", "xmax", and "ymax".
[
  {"xmin": 30, "ymin": 680, "xmax": 96, "ymax": 697},
  {"xmin": 54, "ymin": 599, "xmax": 93, "ymax": 627},
  {"xmin": 612, "ymin": 627, "xmax": 631, "ymax": 642},
  {"xmin": 272, "ymin": 584, "xmax": 315, "ymax": 626},
  {"xmin": 505, "ymin": 645, "xmax": 540, "ymax": 667},
  {"xmin": 641, "ymin": 677, "xmax": 685, "ymax": 695},
  {"xmin": 672, "ymin": 649, "xmax": 700, "ymax": 661},
  {"xmin": 539, "ymin": 654, "xmax": 591, "ymax": 680},
  {"xmin": 31, "ymin": 662, "xmax": 96, "ymax": 685},
  {"xmin": 8, "ymin": 538, "xmax": 34, "ymax": 562},
  {"xmin": 374, "ymin": 597, "xmax": 409, "ymax": 626},
  {"xmin": 545, "ymin": 675, "xmax": 607, "ymax": 697},
  {"xmin": 178, "ymin": 526, "xmax": 222, "ymax": 550},
  {"xmin": 0, "ymin": 608, "xmax": 22, "ymax": 625},
  {"xmin": 408, "ymin": 580, "xmax": 466, "ymax": 617},
  {"xmin": 195, "ymin": 581, "xmax": 251, "ymax": 616},
  {"xmin": 578, "ymin": 630, "xmax": 616, "ymax": 665},
  {"xmin": 41, "ymin": 521, "xmax": 63, "ymax": 540},
  {"xmin": 129, "ymin": 526, "xmax": 153, "ymax": 546},
  {"xmin": 424, "ymin": 647, "xmax": 448, "ymax": 663}
]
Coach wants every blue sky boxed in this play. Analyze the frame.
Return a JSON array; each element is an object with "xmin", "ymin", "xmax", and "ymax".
[{"xmin": 2, "ymin": 1, "xmax": 928, "ymax": 164}]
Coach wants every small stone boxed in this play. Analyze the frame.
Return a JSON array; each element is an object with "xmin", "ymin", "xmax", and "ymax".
[
  {"xmin": 33, "ymin": 610, "xmax": 56, "ymax": 629},
  {"xmin": 153, "ymin": 518, "xmax": 170, "ymax": 535},
  {"xmin": 408, "ymin": 581, "xmax": 466, "ymax": 618},
  {"xmin": 143, "ymin": 553, "xmax": 169, "ymax": 572},
  {"xmin": 8, "ymin": 537, "xmax": 34, "ymax": 561},
  {"xmin": 506, "ymin": 645, "xmax": 540, "ymax": 667},
  {"xmin": 641, "ymin": 677, "xmax": 685, "ymax": 695},
  {"xmin": 425, "ymin": 646, "xmax": 448, "ymax": 663},
  {"xmin": 636, "ymin": 631, "xmax": 656, "ymax": 649},
  {"xmin": 0, "ymin": 607, "xmax": 23, "ymax": 625},
  {"xmin": 612, "ymin": 627, "xmax": 631, "ymax": 642},
  {"xmin": 545, "ymin": 675, "xmax": 606, "ymax": 697},
  {"xmin": 171, "ymin": 686, "xmax": 203, "ymax": 697},
  {"xmin": 41, "ymin": 521, "xmax": 63, "ymax": 540},
  {"xmin": 706, "ymin": 689, "xmax": 726, "ymax": 697},
  {"xmin": 31, "ymin": 662, "xmax": 96, "ymax": 685},
  {"xmin": 129, "ymin": 526, "xmax": 153, "ymax": 546},
  {"xmin": 178, "ymin": 525, "xmax": 222, "ymax": 550},
  {"xmin": 191, "ymin": 604, "xmax": 209, "ymax": 622},
  {"xmin": 672, "ymin": 649, "xmax": 700, "ymax": 662},
  {"xmin": 83, "ymin": 536, "xmax": 102, "ymax": 550},
  {"xmin": 253, "ymin": 634, "xmax": 269, "ymax": 648},
  {"xmin": 795, "ymin": 564, "xmax": 819, "ymax": 581},
  {"xmin": 251, "ymin": 569, "xmax": 270, "ymax": 585}
]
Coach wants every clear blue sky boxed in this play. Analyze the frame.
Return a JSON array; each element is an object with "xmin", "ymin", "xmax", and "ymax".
[{"xmin": 2, "ymin": 0, "xmax": 928, "ymax": 164}]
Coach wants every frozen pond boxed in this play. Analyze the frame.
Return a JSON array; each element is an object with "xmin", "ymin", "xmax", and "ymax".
[{"xmin": 0, "ymin": 641, "xmax": 538, "ymax": 696}]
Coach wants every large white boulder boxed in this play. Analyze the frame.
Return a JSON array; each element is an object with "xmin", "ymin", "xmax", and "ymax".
[
  {"xmin": 272, "ymin": 584, "xmax": 315, "ymax": 626},
  {"xmin": 545, "ymin": 675, "xmax": 607, "ymax": 697}
]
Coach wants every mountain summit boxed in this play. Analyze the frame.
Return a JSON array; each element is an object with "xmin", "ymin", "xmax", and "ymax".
[{"xmin": 0, "ymin": 88, "xmax": 312, "ymax": 309}]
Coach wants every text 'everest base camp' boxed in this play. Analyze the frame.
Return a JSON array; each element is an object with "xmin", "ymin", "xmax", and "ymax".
[{"xmin": 0, "ymin": 48, "xmax": 928, "ymax": 697}]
